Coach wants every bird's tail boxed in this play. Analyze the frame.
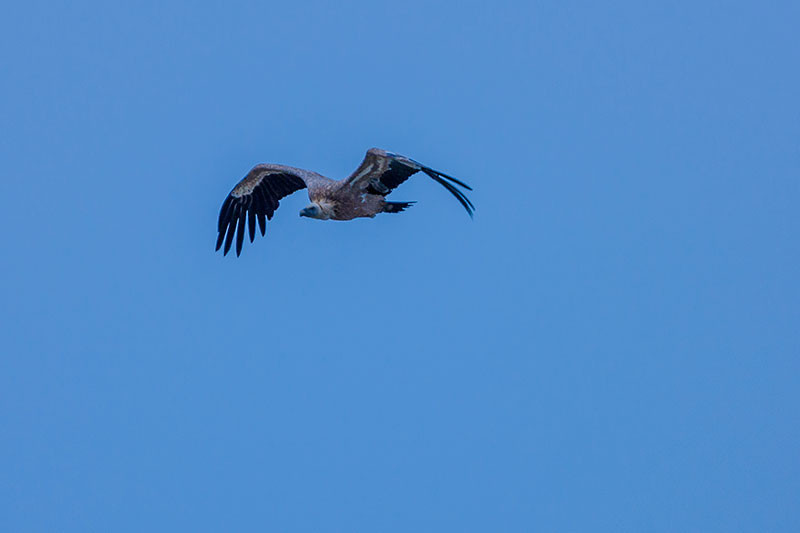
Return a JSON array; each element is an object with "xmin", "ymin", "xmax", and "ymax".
[{"xmin": 383, "ymin": 201, "xmax": 416, "ymax": 214}]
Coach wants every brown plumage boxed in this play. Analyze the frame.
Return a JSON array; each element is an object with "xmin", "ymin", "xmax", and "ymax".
[{"xmin": 215, "ymin": 148, "xmax": 474, "ymax": 256}]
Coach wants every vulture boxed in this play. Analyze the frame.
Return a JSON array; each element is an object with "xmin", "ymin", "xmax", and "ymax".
[{"xmin": 215, "ymin": 148, "xmax": 474, "ymax": 256}]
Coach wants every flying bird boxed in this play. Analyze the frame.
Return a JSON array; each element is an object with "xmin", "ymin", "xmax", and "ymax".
[{"xmin": 215, "ymin": 148, "xmax": 474, "ymax": 256}]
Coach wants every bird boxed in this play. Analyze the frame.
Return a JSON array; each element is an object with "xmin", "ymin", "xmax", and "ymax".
[{"xmin": 215, "ymin": 148, "xmax": 474, "ymax": 256}]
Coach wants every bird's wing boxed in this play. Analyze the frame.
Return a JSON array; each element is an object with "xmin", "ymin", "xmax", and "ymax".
[
  {"xmin": 215, "ymin": 164, "xmax": 319, "ymax": 256},
  {"xmin": 344, "ymin": 148, "xmax": 474, "ymax": 217}
]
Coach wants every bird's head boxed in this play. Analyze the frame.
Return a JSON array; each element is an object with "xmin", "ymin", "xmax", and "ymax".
[{"xmin": 300, "ymin": 203, "xmax": 325, "ymax": 219}]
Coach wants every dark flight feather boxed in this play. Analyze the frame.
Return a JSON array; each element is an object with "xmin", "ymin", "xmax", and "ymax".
[{"xmin": 215, "ymin": 170, "xmax": 307, "ymax": 256}]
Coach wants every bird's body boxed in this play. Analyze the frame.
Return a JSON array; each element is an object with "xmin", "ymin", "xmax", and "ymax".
[
  {"xmin": 305, "ymin": 174, "xmax": 384, "ymax": 221},
  {"xmin": 216, "ymin": 148, "xmax": 474, "ymax": 256}
]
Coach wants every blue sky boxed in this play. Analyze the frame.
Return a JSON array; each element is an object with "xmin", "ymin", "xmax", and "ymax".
[{"xmin": 1, "ymin": 1, "xmax": 798, "ymax": 531}]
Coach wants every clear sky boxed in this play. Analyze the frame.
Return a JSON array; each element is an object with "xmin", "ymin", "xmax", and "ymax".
[{"xmin": 1, "ymin": 1, "xmax": 798, "ymax": 531}]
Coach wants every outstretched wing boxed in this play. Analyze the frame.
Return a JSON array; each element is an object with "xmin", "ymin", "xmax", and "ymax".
[
  {"xmin": 216, "ymin": 164, "xmax": 308, "ymax": 256},
  {"xmin": 344, "ymin": 148, "xmax": 474, "ymax": 217}
]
